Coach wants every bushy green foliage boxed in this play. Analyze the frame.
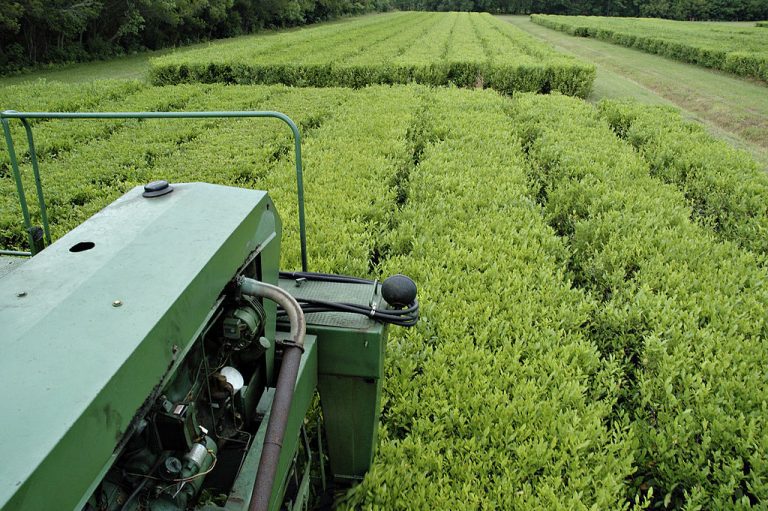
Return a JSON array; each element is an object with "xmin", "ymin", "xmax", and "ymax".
[
  {"xmin": 757, "ymin": 21, "xmax": 768, "ymax": 27},
  {"xmin": 341, "ymin": 88, "xmax": 635, "ymax": 509},
  {"xmin": 510, "ymin": 92, "xmax": 768, "ymax": 509},
  {"xmin": 149, "ymin": 12, "xmax": 596, "ymax": 97},
  {"xmin": 395, "ymin": 0, "xmax": 768, "ymax": 21},
  {"xmin": 597, "ymin": 100, "xmax": 768, "ymax": 256},
  {"xmin": 531, "ymin": 15, "xmax": 768, "ymax": 83},
  {"xmin": 3, "ymin": 82, "xmax": 768, "ymax": 509}
]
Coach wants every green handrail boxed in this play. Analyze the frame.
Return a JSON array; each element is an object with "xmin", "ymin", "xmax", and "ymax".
[{"xmin": 0, "ymin": 110, "xmax": 309, "ymax": 271}]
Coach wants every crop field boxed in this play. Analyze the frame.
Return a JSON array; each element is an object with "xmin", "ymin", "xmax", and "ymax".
[
  {"xmin": 2, "ymin": 78, "xmax": 768, "ymax": 508},
  {"xmin": 531, "ymin": 15, "xmax": 768, "ymax": 83},
  {"xmin": 149, "ymin": 12, "xmax": 595, "ymax": 97}
]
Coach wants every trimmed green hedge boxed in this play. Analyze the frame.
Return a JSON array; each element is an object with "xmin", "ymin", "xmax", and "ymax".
[
  {"xmin": 510, "ymin": 92, "xmax": 768, "ymax": 508},
  {"xmin": 4, "ymin": 82, "xmax": 768, "ymax": 508},
  {"xmin": 757, "ymin": 21, "xmax": 768, "ymax": 27},
  {"xmin": 149, "ymin": 60, "xmax": 595, "ymax": 96},
  {"xmin": 342, "ymin": 88, "xmax": 635, "ymax": 509},
  {"xmin": 531, "ymin": 15, "xmax": 768, "ymax": 83},
  {"xmin": 149, "ymin": 13, "xmax": 595, "ymax": 97},
  {"xmin": 597, "ymin": 100, "xmax": 768, "ymax": 256}
]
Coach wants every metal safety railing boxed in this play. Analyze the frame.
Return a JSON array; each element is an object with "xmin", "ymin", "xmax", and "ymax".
[{"xmin": 0, "ymin": 110, "xmax": 309, "ymax": 271}]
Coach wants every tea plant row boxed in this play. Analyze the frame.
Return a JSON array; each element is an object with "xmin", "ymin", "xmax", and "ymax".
[
  {"xmin": 340, "ymin": 87, "xmax": 634, "ymax": 509},
  {"xmin": 511, "ymin": 92, "xmax": 768, "ymax": 509},
  {"xmin": 597, "ymin": 100, "xmax": 768, "ymax": 255},
  {"xmin": 2, "ymin": 82, "xmax": 768, "ymax": 508},
  {"xmin": 531, "ymin": 15, "xmax": 768, "ymax": 83},
  {"xmin": 149, "ymin": 13, "xmax": 595, "ymax": 97}
]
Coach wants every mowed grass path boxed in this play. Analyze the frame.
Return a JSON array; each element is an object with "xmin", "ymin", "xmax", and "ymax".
[{"xmin": 502, "ymin": 15, "xmax": 768, "ymax": 167}]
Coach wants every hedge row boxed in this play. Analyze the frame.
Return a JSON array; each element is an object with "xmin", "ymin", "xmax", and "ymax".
[
  {"xmin": 149, "ymin": 13, "xmax": 595, "ymax": 97},
  {"xmin": 0, "ymin": 84, "xmax": 348, "ymax": 251},
  {"xmin": 597, "ymin": 100, "xmax": 768, "ymax": 256},
  {"xmin": 263, "ymin": 85, "xmax": 422, "ymax": 273},
  {"xmin": 0, "ymin": 84, "xmax": 433, "ymax": 277},
  {"xmin": 0, "ymin": 81, "xmax": 208, "ymax": 171},
  {"xmin": 510, "ymin": 92, "xmax": 768, "ymax": 508},
  {"xmin": 150, "ymin": 60, "xmax": 595, "ymax": 96},
  {"xmin": 4, "ymin": 82, "xmax": 768, "ymax": 508},
  {"xmin": 531, "ymin": 15, "xmax": 768, "ymax": 83},
  {"xmin": 2, "ymin": 83, "xmax": 635, "ymax": 508},
  {"xmin": 757, "ymin": 21, "xmax": 768, "ymax": 27},
  {"xmin": 343, "ymin": 88, "xmax": 636, "ymax": 509}
]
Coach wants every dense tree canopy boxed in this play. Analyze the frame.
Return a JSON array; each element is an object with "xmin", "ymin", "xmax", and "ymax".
[{"xmin": 0, "ymin": 0, "xmax": 392, "ymax": 73}]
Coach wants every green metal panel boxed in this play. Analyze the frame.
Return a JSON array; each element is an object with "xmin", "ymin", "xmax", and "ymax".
[
  {"xmin": 278, "ymin": 279, "xmax": 388, "ymax": 481},
  {"xmin": 317, "ymin": 374, "xmax": 384, "ymax": 481},
  {"xmin": 0, "ymin": 256, "xmax": 25, "ymax": 279},
  {"xmin": 278, "ymin": 279, "xmax": 387, "ymax": 378},
  {"xmin": 0, "ymin": 183, "xmax": 281, "ymax": 511}
]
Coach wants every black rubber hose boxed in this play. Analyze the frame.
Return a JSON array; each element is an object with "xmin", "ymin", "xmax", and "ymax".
[
  {"xmin": 278, "ymin": 298, "xmax": 419, "ymax": 327},
  {"xmin": 279, "ymin": 270, "xmax": 373, "ymax": 285}
]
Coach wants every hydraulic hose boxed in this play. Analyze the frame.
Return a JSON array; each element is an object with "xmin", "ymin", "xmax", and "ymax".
[{"xmin": 238, "ymin": 277, "xmax": 306, "ymax": 511}]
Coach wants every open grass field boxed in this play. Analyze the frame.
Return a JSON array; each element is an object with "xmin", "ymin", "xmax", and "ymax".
[
  {"xmin": 531, "ymin": 15, "xmax": 768, "ymax": 82},
  {"xmin": 149, "ymin": 12, "xmax": 595, "ymax": 96},
  {"xmin": 3, "ymin": 10, "xmax": 768, "ymax": 511}
]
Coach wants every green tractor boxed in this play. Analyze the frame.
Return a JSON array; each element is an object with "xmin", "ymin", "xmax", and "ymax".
[{"xmin": 0, "ymin": 110, "xmax": 418, "ymax": 511}]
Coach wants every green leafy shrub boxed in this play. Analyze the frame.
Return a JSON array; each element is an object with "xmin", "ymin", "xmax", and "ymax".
[
  {"xmin": 342, "ymin": 87, "xmax": 635, "ymax": 510},
  {"xmin": 597, "ymin": 100, "xmax": 768, "ymax": 256},
  {"xmin": 149, "ymin": 13, "xmax": 595, "ymax": 97},
  {"xmin": 510, "ymin": 92, "xmax": 768, "ymax": 509},
  {"xmin": 531, "ymin": 15, "xmax": 768, "ymax": 83}
]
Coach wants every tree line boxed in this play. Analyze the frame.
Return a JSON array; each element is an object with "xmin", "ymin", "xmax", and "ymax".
[
  {"xmin": 2, "ymin": 0, "xmax": 765, "ymax": 74},
  {"xmin": 0, "ymin": 0, "xmax": 392, "ymax": 73},
  {"xmin": 395, "ymin": 0, "xmax": 768, "ymax": 20}
]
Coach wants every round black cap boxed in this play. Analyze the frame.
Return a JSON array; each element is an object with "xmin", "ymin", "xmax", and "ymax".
[
  {"xmin": 163, "ymin": 456, "xmax": 182, "ymax": 477},
  {"xmin": 143, "ymin": 180, "xmax": 173, "ymax": 198},
  {"xmin": 381, "ymin": 274, "xmax": 417, "ymax": 308}
]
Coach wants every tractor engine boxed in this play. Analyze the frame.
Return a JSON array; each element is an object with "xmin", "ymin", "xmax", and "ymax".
[{"xmin": 0, "ymin": 181, "xmax": 417, "ymax": 511}]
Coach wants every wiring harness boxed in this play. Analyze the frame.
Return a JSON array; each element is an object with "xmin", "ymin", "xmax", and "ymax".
[{"xmin": 278, "ymin": 271, "xmax": 419, "ymax": 328}]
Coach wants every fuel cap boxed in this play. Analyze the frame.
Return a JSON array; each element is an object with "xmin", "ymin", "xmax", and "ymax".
[{"xmin": 143, "ymin": 180, "xmax": 173, "ymax": 198}]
